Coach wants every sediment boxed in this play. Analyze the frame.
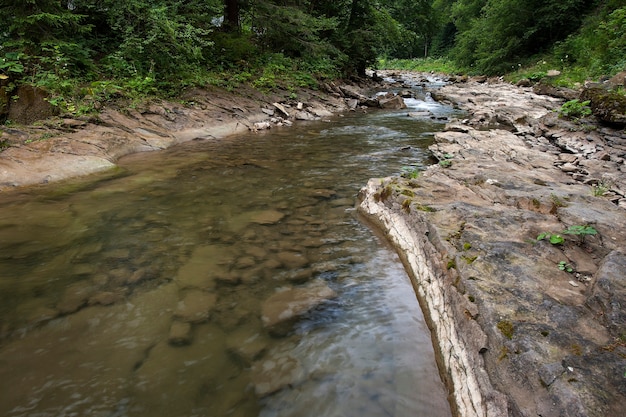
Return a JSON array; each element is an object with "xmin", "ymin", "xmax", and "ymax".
[{"xmin": 358, "ymin": 73, "xmax": 626, "ymax": 417}]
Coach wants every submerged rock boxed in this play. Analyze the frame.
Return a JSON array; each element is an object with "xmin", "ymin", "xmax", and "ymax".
[{"xmin": 261, "ymin": 280, "xmax": 337, "ymax": 336}]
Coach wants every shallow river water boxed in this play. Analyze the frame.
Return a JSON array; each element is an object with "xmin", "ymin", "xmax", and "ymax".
[{"xmin": 0, "ymin": 85, "xmax": 458, "ymax": 417}]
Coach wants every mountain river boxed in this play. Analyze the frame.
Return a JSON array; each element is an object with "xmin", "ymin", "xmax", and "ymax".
[{"xmin": 0, "ymin": 81, "xmax": 460, "ymax": 417}]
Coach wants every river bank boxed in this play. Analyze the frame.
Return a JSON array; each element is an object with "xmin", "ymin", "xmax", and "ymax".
[
  {"xmin": 0, "ymin": 79, "xmax": 395, "ymax": 190},
  {"xmin": 358, "ymin": 72, "xmax": 626, "ymax": 416}
]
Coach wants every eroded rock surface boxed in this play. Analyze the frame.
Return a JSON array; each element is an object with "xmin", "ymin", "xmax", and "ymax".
[{"xmin": 358, "ymin": 76, "xmax": 626, "ymax": 417}]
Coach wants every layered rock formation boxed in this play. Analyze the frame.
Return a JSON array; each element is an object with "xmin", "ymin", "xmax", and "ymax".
[{"xmin": 358, "ymin": 77, "xmax": 626, "ymax": 417}]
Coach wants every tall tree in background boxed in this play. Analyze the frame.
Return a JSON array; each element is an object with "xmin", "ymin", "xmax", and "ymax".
[{"xmin": 224, "ymin": 0, "xmax": 240, "ymax": 31}]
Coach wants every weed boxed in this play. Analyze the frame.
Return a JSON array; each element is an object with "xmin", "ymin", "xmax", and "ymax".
[
  {"xmin": 446, "ymin": 258, "xmax": 456, "ymax": 270},
  {"xmin": 558, "ymin": 261, "xmax": 574, "ymax": 273},
  {"xmin": 463, "ymin": 242, "xmax": 472, "ymax": 251},
  {"xmin": 439, "ymin": 159, "xmax": 452, "ymax": 168},
  {"xmin": 462, "ymin": 255, "xmax": 478, "ymax": 264},
  {"xmin": 562, "ymin": 225, "xmax": 597, "ymax": 244},
  {"xmin": 401, "ymin": 166, "xmax": 421, "ymax": 179},
  {"xmin": 559, "ymin": 99, "xmax": 592, "ymax": 119},
  {"xmin": 537, "ymin": 232, "xmax": 565, "ymax": 245},
  {"xmin": 497, "ymin": 320, "xmax": 515, "ymax": 339}
]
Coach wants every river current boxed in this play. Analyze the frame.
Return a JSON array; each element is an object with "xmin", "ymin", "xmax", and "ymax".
[{"xmin": 0, "ymin": 84, "xmax": 458, "ymax": 417}]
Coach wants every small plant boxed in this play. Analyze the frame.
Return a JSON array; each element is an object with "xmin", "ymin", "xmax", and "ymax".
[
  {"xmin": 497, "ymin": 320, "xmax": 514, "ymax": 339},
  {"xmin": 401, "ymin": 166, "xmax": 420, "ymax": 179},
  {"xmin": 562, "ymin": 225, "xmax": 597, "ymax": 244},
  {"xmin": 558, "ymin": 261, "xmax": 574, "ymax": 273},
  {"xmin": 559, "ymin": 99, "xmax": 592, "ymax": 119},
  {"xmin": 537, "ymin": 232, "xmax": 565, "ymax": 245}
]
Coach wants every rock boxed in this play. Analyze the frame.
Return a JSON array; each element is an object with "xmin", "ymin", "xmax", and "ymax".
[
  {"xmin": 533, "ymin": 83, "xmax": 578, "ymax": 100},
  {"xmin": 57, "ymin": 281, "xmax": 96, "ymax": 314},
  {"xmin": 252, "ymin": 121, "xmax": 271, "ymax": 131},
  {"xmin": 580, "ymin": 86, "xmax": 626, "ymax": 127},
  {"xmin": 250, "ymin": 209, "xmax": 285, "ymax": 224},
  {"xmin": 250, "ymin": 354, "xmax": 305, "ymax": 396},
  {"xmin": 295, "ymin": 111, "xmax": 315, "ymax": 121},
  {"xmin": 587, "ymin": 250, "xmax": 626, "ymax": 334},
  {"xmin": 168, "ymin": 321, "xmax": 193, "ymax": 346},
  {"xmin": 378, "ymin": 95, "xmax": 407, "ymax": 110},
  {"xmin": 516, "ymin": 78, "xmax": 532, "ymax": 87},
  {"xmin": 559, "ymin": 162, "xmax": 579, "ymax": 172},
  {"xmin": 227, "ymin": 329, "xmax": 269, "ymax": 365},
  {"xmin": 276, "ymin": 251, "xmax": 309, "ymax": 269},
  {"xmin": 173, "ymin": 289, "xmax": 217, "ymax": 323},
  {"xmin": 606, "ymin": 71, "xmax": 626, "ymax": 89},
  {"xmin": 272, "ymin": 102, "xmax": 290, "ymax": 117},
  {"xmin": 346, "ymin": 98, "xmax": 359, "ymax": 110},
  {"xmin": 408, "ymin": 111, "xmax": 433, "ymax": 118},
  {"xmin": 547, "ymin": 69, "xmax": 561, "ymax": 77},
  {"xmin": 338, "ymin": 85, "xmax": 367, "ymax": 101},
  {"xmin": 89, "ymin": 291, "xmax": 125, "ymax": 306},
  {"xmin": 261, "ymin": 281, "xmax": 336, "ymax": 336}
]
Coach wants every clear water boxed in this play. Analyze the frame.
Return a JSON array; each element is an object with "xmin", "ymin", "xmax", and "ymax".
[{"xmin": 0, "ymin": 88, "xmax": 459, "ymax": 417}]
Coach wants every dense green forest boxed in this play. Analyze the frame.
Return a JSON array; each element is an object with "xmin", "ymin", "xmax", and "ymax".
[{"xmin": 1, "ymin": 0, "xmax": 625, "ymax": 109}]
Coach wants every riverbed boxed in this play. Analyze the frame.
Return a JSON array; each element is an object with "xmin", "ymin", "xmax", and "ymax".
[{"xmin": 0, "ymin": 87, "xmax": 460, "ymax": 416}]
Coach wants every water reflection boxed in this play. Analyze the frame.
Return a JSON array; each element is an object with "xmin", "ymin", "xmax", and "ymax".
[{"xmin": 0, "ymin": 93, "xmax": 458, "ymax": 416}]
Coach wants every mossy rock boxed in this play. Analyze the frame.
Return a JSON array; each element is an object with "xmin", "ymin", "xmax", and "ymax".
[{"xmin": 580, "ymin": 86, "xmax": 626, "ymax": 127}]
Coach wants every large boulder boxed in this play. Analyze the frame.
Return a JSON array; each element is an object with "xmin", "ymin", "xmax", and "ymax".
[{"xmin": 580, "ymin": 86, "xmax": 626, "ymax": 127}]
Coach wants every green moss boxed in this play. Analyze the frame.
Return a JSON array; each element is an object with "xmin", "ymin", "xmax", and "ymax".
[
  {"xmin": 402, "ymin": 198, "xmax": 412, "ymax": 213},
  {"xmin": 446, "ymin": 258, "xmax": 456, "ymax": 270},
  {"xmin": 497, "ymin": 320, "xmax": 515, "ymax": 339},
  {"xmin": 462, "ymin": 255, "xmax": 478, "ymax": 264},
  {"xmin": 463, "ymin": 242, "xmax": 472, "ymax": 251}
]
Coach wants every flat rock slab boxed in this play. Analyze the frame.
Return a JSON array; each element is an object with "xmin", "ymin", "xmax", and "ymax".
[
  {"xmin": 261, "ymin": 280, "xmax": 337, "ymax": 336},
  {"xmin": 358, "ymin": 74, "xmax": 626, "ymax": 417}
]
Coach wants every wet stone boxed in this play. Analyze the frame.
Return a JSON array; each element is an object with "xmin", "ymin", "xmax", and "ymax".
[
  {"xmin": 89, "ymin": 290, "xmax": 126, "ymax": 306},
  {"xmin": 57, "ymin": 281, "xmax": 96, "ymax": 315},
  {"xmin": 214, "ymin": 272, "xmax": 242, "ymax": 286},
  {"xmin": 168, "ymin": 321, "xmax": 193, "ymax": 346},
  {"xmin": 276, "ymin": 251, "xmax": 309, "ymax": 269},
  {"xmin": 227, "ymin": 329, "xmax": 270, "ymax": 365},
  {"xmin": 250, "ymin": 354, "xmax": 306, "ymax": 397},
  {"xmin": 174, "ymin": 290, "xmax": 218, "ymax": 323},
  {"xmin": 250, "ymin": 210, "xmax": 285, "ymax": 225},
  {"xmin": 261, "ymin": 280, "xmax": 337, "ymax": 336}
]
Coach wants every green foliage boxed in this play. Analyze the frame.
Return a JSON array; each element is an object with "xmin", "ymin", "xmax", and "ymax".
[
  {"xmin": 378, "ymin": 57, "xmax": 460, "ymax": 73},
  {"xmin": 558, "ymin": 261, "xmax": 574, "ymax": 273},
  {"xmin": 537, "ymin": 232, "xmax": 565, "ymax": 245},
  {"xmin": 401, "ymin": 166, "xmax": 421, "ymax": 179},
  {"xmin": 537, "ymin": 225, "xmax": 597, "ymax": 246},
  {"xmin": 559, "ymin": 99, "xmax": 592, "ymax": 119}
]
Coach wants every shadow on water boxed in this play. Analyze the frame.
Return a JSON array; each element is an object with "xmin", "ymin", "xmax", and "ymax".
[{"xmin": 0, "ymin": 86, "xmax": 461, "ymax": 416}]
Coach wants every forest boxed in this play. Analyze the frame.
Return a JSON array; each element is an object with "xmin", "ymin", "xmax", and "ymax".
[{"xmin": 1, "ymin": 0, "xmax": 625, "ymax": 109}]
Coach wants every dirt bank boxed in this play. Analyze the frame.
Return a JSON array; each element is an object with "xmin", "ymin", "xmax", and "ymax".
[{"xmin": 358, "ymin": 72, "xmax": 626, "ymax": 417}]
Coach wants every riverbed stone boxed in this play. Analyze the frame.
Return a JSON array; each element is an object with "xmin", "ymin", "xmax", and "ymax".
[
  {"xmin": 174, "ymin": 289, "xmax": 217, "ymax": 323},
  {"xmin": 276, "ymin": 251, "xmax": 310, "ymax": 269},
  {"xmin": 261, "ymin": 280, "xmax": 337, "ymax": 336},
  {"xmin": 226, "ymin": 328, "xmax": 270, "ymax": 365},
  {"xmin": 250, "ymin": 353, "xmax": 306, "ymax": 396},
  {"xmin": 168, "ymin": 320, "xmax": 193, "ymax": 346}
]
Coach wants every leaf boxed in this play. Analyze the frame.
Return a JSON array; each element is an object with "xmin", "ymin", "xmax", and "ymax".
[
  {"xmin": 0, "ymin": 74, "xmax": 8, "ymax": 80},
  {"xmin": 549, "ymin": 234, "xmax": 564, "ymax": 245}
]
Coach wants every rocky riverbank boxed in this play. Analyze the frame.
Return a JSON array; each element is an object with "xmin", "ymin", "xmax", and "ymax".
[
  {"xmin": 358, "ymin": 72, "xmax": 626, "ymax": 416},
  {"xmin": 0, "ymin": 80, "xmax": 408, "ymax": 190}
]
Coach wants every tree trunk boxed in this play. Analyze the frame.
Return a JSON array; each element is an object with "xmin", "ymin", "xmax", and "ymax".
[{"xmin": 224, "ymin": 0, "xmax": 240, "ymax": 32}]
